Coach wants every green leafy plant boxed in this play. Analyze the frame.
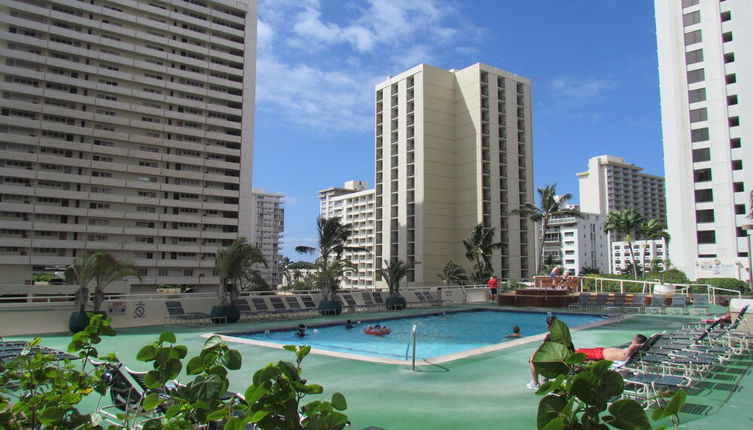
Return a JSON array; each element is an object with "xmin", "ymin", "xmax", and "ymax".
[
  {"xmin": 531, "ymin": 320, "xmax": 685, "ymax": 429},
  {"xmin": 0, "ymin": 313, "xmax": 116, "ymax": 429},
  {"xmin": 696, "ymin": 277, "xmax": 748, "ymax": 293}
]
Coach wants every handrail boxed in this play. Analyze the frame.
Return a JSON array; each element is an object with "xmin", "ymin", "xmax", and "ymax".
[{"xmin": 411, "ymin": 324, "xmax": 417, "ymax": 371}]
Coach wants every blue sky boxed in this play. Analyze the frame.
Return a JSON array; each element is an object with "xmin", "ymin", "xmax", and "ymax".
[{"xmin": 252, "ymin": 0, "xmax": 663, "ymax": 261}]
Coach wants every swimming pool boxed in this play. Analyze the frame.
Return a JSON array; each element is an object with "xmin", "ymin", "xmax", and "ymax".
[{"xmin": 219, "ymin": 310, "xmax": 609, "ymax": 364}]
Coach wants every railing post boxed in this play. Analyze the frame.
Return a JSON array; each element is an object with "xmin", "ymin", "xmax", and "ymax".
[{"xmin": 411, "ymin": 324, "xmax": 417, "ymax": 372}]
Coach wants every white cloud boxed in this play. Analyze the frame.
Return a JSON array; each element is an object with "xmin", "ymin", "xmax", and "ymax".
[
  {"xmin": 256, "ymin": 0, "xmax": 480, "ymax": 133},
  {"xmin": 550, "ymin": 76, "xmax": 615, "ymax": 99}
]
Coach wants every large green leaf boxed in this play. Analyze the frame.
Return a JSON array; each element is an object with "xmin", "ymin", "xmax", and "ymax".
[
  {"xmin": 652, "ymin": 390, "xmax": 686, "ymax": 421},
  {"xmin": 537, "ymin": 394, "xmax": 567, "ymax": 430},
  {"xmin": 225, "ymin": 349, "xmax": 242, "ymax": 370},
  {"xmin": 604, "ymin": 399, "xmax": 651, "ymax": 430},
  {"xmin": 186, "ymin": 356, "xmax": 204, "ymax": 375},
  {"xmin": 136, "ymin": 345, "xmax": 157, "ymax": 361},
  {"xmin": 203, "ymin": 335, "xmax": 223, "ymax": 351},
  {"xmin": 570, "ymin": 371, "xmax": 600, "ymax": 405},
  {"xmin": 598, "ymin": 369, "xmax": 625, "ymax": 398},
  {"xmin": 532, "ymin": 342, "xmax": 571, "ymax": 378},
  {"xmin": 331, "ymin": 392, "xmax": 347, "ymax": 410},
  {"xmin": 142, "ymin": 393, "xmax": 164, "ymax": 411},
  {"xmin": 159, "ymin": 331, "xmax": 176, "ymax": 344},
  {"xmin": 547, "ymin": 320, "xmax": 573, "ymax": 349},
  {"xmin": 190, "ymin": 374, "xmax": 223, "ymax": 402}
]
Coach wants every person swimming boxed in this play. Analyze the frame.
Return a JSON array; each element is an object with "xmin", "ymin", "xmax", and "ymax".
[{"xmin": 296, "ymin": 324, "xmax": 306, "ymax": 337}]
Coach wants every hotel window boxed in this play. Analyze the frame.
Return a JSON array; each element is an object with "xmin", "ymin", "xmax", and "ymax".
[
  {"xmin": 690, "ymin": 127, "xmax": 709, "ymax": 142},
  {"xmin": 688, "ymin": 88, "xmax": 706, "ymax": 103},
  {"xmin": 694, "ymin": 188, "xmax": 713, "ymax": 203},
  {"xmin": 728, "ymin": 95, "xmax": 738, "ymax": 105},
  {"xmin": 722, "ymin": 32, "xmax": 733, "ymax": 43},
  {"xmin": 729, "ymin": 116, "xmax": 740, "ymax": 127},
  {"xmin": 691, "ymin": 147, "xmax": 710, "ymax": 162},
  {"xmin": 735, "ymin": 204, "xmax": 746, "ymax": 215},
  {"xmin": 686, "ymin": 69, "xmax": 704, "ymax": 84},
  {"xmin": 684, "ymin": 29, "xmax": 702, "ymax": 45},
  {"xmin": 730, "ymin": 138, "xmax": 741, "ymax": 148},
  {"xmin": 685, "ymin": 49, "xmax": 703, "ymax": 64},
  {"xmin": 726, "ymin": 74, "xmax": 736, "ymax": 84},
  {"xmin": 693, "ymin": 168, "xmax": 712, "ymax": 183},
  {"xmin": 697, "ymin": 230, "xmax": 716, "ymax": 244},
  {"xmin": 731, "ymin": 160, "xmax": 743, "ymax": 170},
  {"xmin": 681, "ymin": 0, "xmax": 699, "ymax": 7},
  {"xmin": 721, "ymin": 11, "xmax": 731, "ymax": 22},
  {"xmin": 696, "ymin": 209, "xmax": 714, "ymax": 223},
  {"xmin": 689, "ymin": 108, "xmax": 707, "ymax": 123},
  {"xmin": 734, "ymin": 182, "xmax": 744, "ymax": 192},
  {"xmin": 682, "ymin": 11, "xmax": 700, "ymax": 27}
]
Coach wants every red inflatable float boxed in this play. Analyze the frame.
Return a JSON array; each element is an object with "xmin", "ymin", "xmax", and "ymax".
[{"xmin": 364, "ymin": 326, "xmax": 391, "ymax": 336}]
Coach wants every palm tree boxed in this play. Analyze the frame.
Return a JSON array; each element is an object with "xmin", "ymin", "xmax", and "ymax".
[
  {"xmin": 65, "ymin": 250, "xmax": 140, "ymax": 313},
  {"xmin": 296, "ymin": 217, "xmax": 367, "ymax": 302},
  {"xmin": 641, "ymin": 218, "xmax": 670, "ymax": 271},
  {"xmin": 215, "ymin": 237, "xmax": 267, "ymax": 306},
  {"xmin": 462, "ymin": 223, "xmax": 504, "ymax": 282},
  {"xmin": 278, "ymin": 256, "xmax": 292, "ymax": 287},
  {"xmin": 437, "ymin": 261, "xmax": 469, "ymax": 285},
  {"xmin": 603, "ymin": 208, "xmax": 646, "ymax": 280},
  {"xmin": 511, "ymin": 184, "xmax": 582, "ymax": 274},
  {"xmin": 380, "ymin": 259, "xmax": 415, "ymax": 297}
]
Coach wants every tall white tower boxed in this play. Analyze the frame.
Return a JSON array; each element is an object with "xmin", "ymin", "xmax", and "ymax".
[
  {"xmin": 655, "ymin": 0, "xmax": 752, "ymax": 280},
  {"xmin": 374, "ymin": 63, "xmax": 535, "ymax": 285}
]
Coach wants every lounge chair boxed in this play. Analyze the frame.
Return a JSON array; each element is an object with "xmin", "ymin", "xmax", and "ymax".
[
  {"xmin": 299, "ymin": 295, "xmax": 320, "ymax": 316},
  {"xmin": 249, "ymin": 297, "xmax": 275, "ymax": 318},
  {"xmin": 665, "ymin": 294, "xmax": 688, "ymax": 314},
  {"xmin": 283, "ymin": 296, "xmax": 308, "ymax": 316},
  {"xmin": 568, "ymin": 293, "xmax": 590, "ymax": 311},
  {"xmin": 622, "ymin": 294, "xmax": 645, "ymax": 313},
  {"xmin": 644, "ymin": 294, "xmax": 665, "ymax": 314},
  {"xmin": 604, "ymin": 293, "xmax": 628, "ymax": 313},
  {"xmin": 688, "ymin": 294, "xmax": 710, "ymax": 315},
  {"xmin": 268, "ymin": 296, "xmax": 290, "ymax": 317},
  {"xmin": 587, "ymin": 293, "xmax": 609, "ymax": 312},
  {"xmin": 164, "ymin": 301, "xmax": 215, "ymax": 326}
]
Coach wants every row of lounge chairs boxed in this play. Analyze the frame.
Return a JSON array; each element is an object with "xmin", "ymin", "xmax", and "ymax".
[
  {"xmin": 568, "ymin": 293, "xmax": 711, "ymax": 315},
  {"xmin": 616, "ymin": 305, "xmax": 751, "ymax": 407},
  {"xmin": 0, "ymin": 340, "xmax": 76, "ymax": 363},
  {"xmin": 165, "ymin": 290, "xmax": 452, "ymax": 326}
]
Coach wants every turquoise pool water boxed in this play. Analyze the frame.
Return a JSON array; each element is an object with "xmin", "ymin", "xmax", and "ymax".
[{"xmin": 227, "ymin": 310, "xmax": 605, "ymax": 360}]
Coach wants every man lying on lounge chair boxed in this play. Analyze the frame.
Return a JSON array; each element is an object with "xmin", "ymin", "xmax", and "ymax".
[{"xmin": 575, "ymin": 334, "xmax": 648, "ymax": 363}]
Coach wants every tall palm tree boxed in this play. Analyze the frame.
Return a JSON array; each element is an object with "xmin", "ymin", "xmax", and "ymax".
[
  {"xmin": 512, "ymin": 184, "xmax": 582, "ymax": 274},
  {"xmin": 215, "ymin": 237, "xmax": 266, "ymax": 306},
  {"xmin": 65, "ymin": 250, "xmax": 140, "ymax": 313},
  {"xmin": 296, "ymin": 217, "xmax": 368, "ymax": 301},
  {"xmin": 278, "ymin": 256, "xmax": 292, "ymax": 287},
  {"xmin": 462, "ymin": 223, "xmax": 504, "ymax": 282},
  {"xmin": 437, "ymin": 261, "xmax": 469, "ymax": 285},
  {"xmin": 641, "ymin": 218, "xmax": 670, "ymax": 271},
  {"xmin": 603, "ymin": 208, "xmax": 646, "ymax": 280}
]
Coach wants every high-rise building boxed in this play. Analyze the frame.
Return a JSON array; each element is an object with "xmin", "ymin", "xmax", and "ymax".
[
  {"xmin": 318, "ymin": 180, "xmax": 375, "ymax": 288},
  {"xmin": 655, "ymin": 0, "xmax": 752, "ymax": 280},
  {"xmin": 0, "ymin": 0, "xmax": 257, "ymax": 291},
  {"xmin": 542, "ymin": 211, "xmax": 609, "ymax": 275},
  {"xmin": 252, "ymin": 189, "xmax": 284, "ymax": 288},
  {"xmin": 577, "ymin": 155, "xmax": 666, "ymax": 221},
  {"xmin": 611, "ymin": 238, "xmax": 667, "ymax": 274},
  {"xmin": 374, "ymin": 63, "xmax": 535, "ymax": 285}
]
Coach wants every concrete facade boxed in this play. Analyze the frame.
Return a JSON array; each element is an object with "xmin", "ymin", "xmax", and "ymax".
[
  {"xmin": 542, "ymin": 212, "xmax": 609, "ymax": 276},
  {"xmin": 611, "ymin": 239, "xmax": 668, "ymax": 274},
  {"xmin": 252, "ymin": 189, "xmax": 284, "ymax": 288},
  {"xmin": 0, "ymin": 0, "xmax": 257, "ymax": 291},
  {"xmin": 374, "ymin": 63, "xmax": 535, "ymax": 285},
  {"xmin": 577, "ymin": 155, "xmax": 666, "ymax": 221},
  {"xmin": 319, "ymin": 180, "xmax": 376, "ymax": 289},
  {"xmin": 655, "ymin": 0, "xmax": 753, "ymax": 280}
]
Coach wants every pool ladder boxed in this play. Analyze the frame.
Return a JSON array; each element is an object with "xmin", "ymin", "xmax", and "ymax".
[{"xmin": 404, "ymin": 324, "xmax": 417, "ymax": 371}]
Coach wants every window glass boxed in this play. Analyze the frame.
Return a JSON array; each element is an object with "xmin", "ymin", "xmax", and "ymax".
[
  {"xmin": 683, "ymin": 11, "xmax": 700, "ymax": 27},
  {"xmin": 694, "ymin": 188, "xmax": 713, "ymax": 202},
  {"xmin": 697, "ymin": 230, "xmax": 716, "ymax": 244},
  {"xmin": 688, "ymin": 88, "xmax": 706, "ymax": 103},
  {"xmin": 692, "ymin": 147, "xmax": 710, "ymax": 162},
  {"xmin": 687, "ymin": 69, "xmax": 705, "ymax": 84},
  {"xmin": 684, "ymin": 30, "xmax": 702, "ymax": 45},
  {"xmin": 685, "ymin": 49, "xmax": 703, "ymax": 64},
  {"xmin": 691, "ymin": 128, "xmax": 709, "ymax": 142},
  {"xmin": 696, "ymin": 209, "xmax": 714, "ymax": 223},
  {"xmin": 693, "ymin": 168, "xmax": 712, "ymax": 182},
  {"xmin": 689, "ymin": 108, "xmax": 707, "ymax": 123}
]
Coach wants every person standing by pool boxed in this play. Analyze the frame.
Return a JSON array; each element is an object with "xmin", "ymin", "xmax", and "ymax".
[
  {"xmin": 549, "ymin": 266, "xmax": 563, "ymax": 287},
  {"xmin": 487, "ymin": 276, "xmax": 498, "ymax": 300},
  {"xmin": 527, "ymin": 315, "xmax": 574, "ymax": 390}
]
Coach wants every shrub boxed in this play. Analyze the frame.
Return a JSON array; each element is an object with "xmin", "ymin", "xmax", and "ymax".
[{"xmin": 696, "ymin": 277, "xmax": 748, "ymax": 293}]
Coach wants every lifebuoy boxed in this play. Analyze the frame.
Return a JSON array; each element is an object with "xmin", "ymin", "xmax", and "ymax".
[{"xmin": 364, "ymin": 326, "xmax": 391, "ymax": 336}]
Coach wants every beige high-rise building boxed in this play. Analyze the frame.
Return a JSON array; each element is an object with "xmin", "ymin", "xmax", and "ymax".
[
  {"xmin": 319, "ymin": 180, "xmax": 375, "ymax": 288},
  {"xmin": 374, "ymin": 63, "xmax": 535, "ymax": 285},
  {"xmin": 655, "ymin": 0, "xmax": 753, "ymax": 280},
  {"xmin": 577, "ymin": 155, "xmax": 666, "ymax": 221},
  {"xmin": 0, "ymin": 0, "xmax": 257, "ymax": 291},
  {"xmin": 252, "ymin": 189, "xmax": 284, "ymax": 288}
]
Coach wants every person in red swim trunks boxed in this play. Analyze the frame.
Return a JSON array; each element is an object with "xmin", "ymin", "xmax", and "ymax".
[{"xmin": 575, "ymin": 334, "xmax": 648, "ymax": 362}]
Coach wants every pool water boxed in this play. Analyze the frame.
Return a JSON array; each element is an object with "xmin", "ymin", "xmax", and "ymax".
[{"xmin": 231, "ymin": 310, "xmax": 605, "ymax": 360}]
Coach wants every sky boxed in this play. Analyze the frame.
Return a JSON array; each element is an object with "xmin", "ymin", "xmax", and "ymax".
[{"xmin": 252, "ymin": 0, "xmax": 664, "ymax": 261}]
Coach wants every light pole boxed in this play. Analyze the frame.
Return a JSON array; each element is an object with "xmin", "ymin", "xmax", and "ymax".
[{"xmin": 742, "ymin": 224, "xmax": 753, "ymax": 292}]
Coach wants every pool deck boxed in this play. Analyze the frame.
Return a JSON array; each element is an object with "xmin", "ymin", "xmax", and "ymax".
[{"xmin": 8, "ymin": 303, "xmax": 753, "ymax": 429}]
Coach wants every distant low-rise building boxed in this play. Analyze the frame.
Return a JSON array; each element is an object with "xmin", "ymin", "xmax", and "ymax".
[
  {"xmin": 611, "ymin": 239, "xmax": 667, "ymax": 274},
  {"xmin": 542, "ymin": 211, "xmax": 609, "ymax": 275}
]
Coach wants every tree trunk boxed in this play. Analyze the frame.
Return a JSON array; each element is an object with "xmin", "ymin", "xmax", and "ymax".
[
  {"xmin": 536, "ymin": 217, "xmax": 548, "ymax": 274},
  {"xmin": 627, "ymin": 241, "xmax": 638, "ymax": 280}
]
